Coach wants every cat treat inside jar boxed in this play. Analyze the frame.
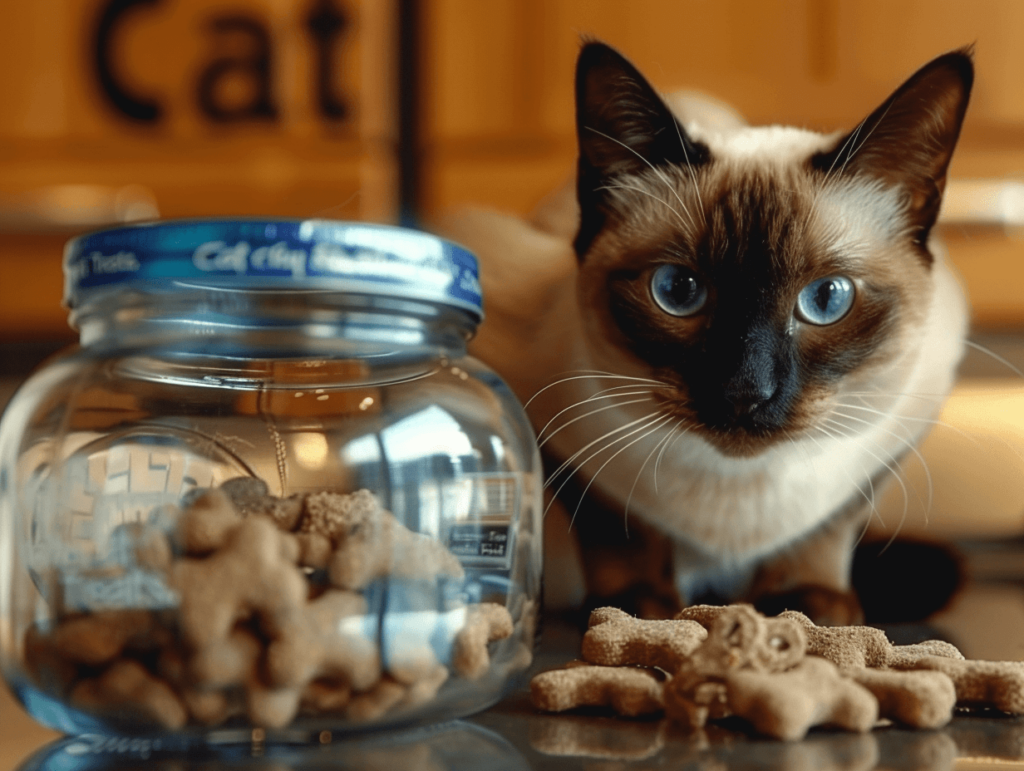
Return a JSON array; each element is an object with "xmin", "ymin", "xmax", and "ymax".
[{"xmin": 0, "ymin": 220, "xmax": 542, "ymax": 740}]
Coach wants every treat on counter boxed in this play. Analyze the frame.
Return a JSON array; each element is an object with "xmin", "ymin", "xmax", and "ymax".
[
  {"xmin": 684, "ymin": 604, "xmax": 807, "ymax": 675},
  {"xmin": 581, "ymin": 606, "xmax": 707, "ymax": 672},
  {"xmin": 665, "ymin": 604, "xmax": 808, "ymax": 730},
  {"xmin": 684, "ymin": 605, "xmax": 963, "ymax": 669},
  {"xmin": 531, "ymin": 602, "xmax": 1013, "ymax": 743},
  {"xmin": 846, "ymin": 667, "xmax": 957, "ymax": 730},
  {"xmin": 777, "ymin": 610, "xmax": 964, "ymax": 669},
  {"xmin": 530, "ymin": 663, "xmax": 665, "ymax": 716},
  {"xmin": 902, "ymin": 657, "xmax": 1024, "ymax": 714},
  {"xmin": 884, "ymin": 639, "xmax": 967, "ymax": 669},
  {"xmin": 529, "ymin": 715, "xmax": 668, "ymax": 761},
  {"xmin": 722, "ymin": 656, "xmax": 878, "ymax": 741},
  {"xmin": 24, "ymin": 480, "xmax": 524, "ymax": 731}
]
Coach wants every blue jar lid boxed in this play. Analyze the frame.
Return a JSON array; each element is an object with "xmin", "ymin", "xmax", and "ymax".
[{"xmin": 63, "ymin": 219, "xmax": 483, "ymax": 321}]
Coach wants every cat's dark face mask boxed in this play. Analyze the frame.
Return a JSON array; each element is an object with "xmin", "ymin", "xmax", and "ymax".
[{"xmin": 571, "ymin": 42, "xmax": 972, "ymax": 457}]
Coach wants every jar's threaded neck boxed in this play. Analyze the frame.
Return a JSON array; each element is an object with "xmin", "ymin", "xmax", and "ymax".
[{"xmin": 73, "ymin": 287, "xmax": 476, "ymax": 355}]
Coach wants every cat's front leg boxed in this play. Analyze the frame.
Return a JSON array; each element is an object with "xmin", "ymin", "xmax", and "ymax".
[{"xmin": 745, "ymin": 498, "xmax": 870, "ymax": 626}]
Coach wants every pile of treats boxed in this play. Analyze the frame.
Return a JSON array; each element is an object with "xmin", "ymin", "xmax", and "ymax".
[
  {"xmin": 531, "ymin": 603, "xmax": 1024, "ymax": 741},
  {"xmin": 26, "ymin": 480, "xmax": 517, "ymax": 730}
]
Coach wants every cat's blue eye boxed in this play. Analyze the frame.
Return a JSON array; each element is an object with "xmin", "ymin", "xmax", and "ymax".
[
  {"xmin": 650, "ymin": 264, "xmax": 706, "ymax": 317},
  {"xmin": 795, "ymin": 276, "xmax": 855, "ymax": 325}
]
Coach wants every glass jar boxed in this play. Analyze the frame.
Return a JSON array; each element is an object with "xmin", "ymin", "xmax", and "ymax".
[{"xmin": 0, "ymin": 219, "xmax": 542, "ymax": 741}]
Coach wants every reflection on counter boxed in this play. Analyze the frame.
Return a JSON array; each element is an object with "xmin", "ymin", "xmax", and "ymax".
[
  {"xmin": 16, "ymin": 721, "xmax": 528, "ymax": 771},
  {"xmin": 477, "ymin": 690, "xmax": 1024, "ymax": 770},
  {"xmin": 14, "ymin": 693, "xmax": 1024, "ymax": 771}
]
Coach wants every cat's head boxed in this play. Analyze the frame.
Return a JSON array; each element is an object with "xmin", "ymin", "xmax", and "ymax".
[{"xmin": 572, "ymin": 42, "xmax": 973, "ymax": 457}]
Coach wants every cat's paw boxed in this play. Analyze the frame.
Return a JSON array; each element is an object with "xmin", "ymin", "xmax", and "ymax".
[{"xmin": 753, "ymin": 585, "xmax": 864, "ymax": 627}]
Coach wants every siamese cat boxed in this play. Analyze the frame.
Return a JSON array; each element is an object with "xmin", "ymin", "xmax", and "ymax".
[{"xmin": 439, "ymin": 42, "xmax": 973, "ymax": 623}]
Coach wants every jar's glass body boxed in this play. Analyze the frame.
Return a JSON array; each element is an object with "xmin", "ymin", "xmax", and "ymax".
[{"xmin": 0, "ymin": 282, "xmax": 542, "ymax": 740}]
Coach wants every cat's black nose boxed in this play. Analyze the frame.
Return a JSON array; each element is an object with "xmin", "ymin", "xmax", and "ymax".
[
  {"xmin": 698, "ymin": 324, "xmax": 793, "ymax": 431},
  {"xmin": 724, "ymin": 380, "xmax": 777, "ymax": 417},
  {"xmin": 723, "ymin": 339, "xmax": 779, "ymax": 419}
]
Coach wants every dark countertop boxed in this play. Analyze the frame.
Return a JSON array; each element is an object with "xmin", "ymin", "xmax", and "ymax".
[
  {"xmin": 5, "ymin": 571, "xmax": 1024, "ymax": 771},
  {"xmin": 5, "ymin": 335, "xmax": 1024, "ymax": 770}
]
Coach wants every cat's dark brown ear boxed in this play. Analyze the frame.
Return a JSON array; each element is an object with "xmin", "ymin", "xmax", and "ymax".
[
  {"xmin": 574, "ymin": 41, "xmax": 709, "ymax": 256},
  {"xmin": 812, "ymin": 48, "xmax": 974, "ymax": 248}
]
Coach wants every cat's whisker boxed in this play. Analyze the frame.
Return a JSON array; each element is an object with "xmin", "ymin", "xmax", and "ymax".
[
  {"xmin": 830, "ymin": 408, "xmax": 934, "ymax": 514},
  {"xmin": 835, "ymin": 397, "xmax": 1024, "ymax": 535},
  {"xmin": 808, "ymin": 120, "xmax": 866, "ymax": 224},
  {"xmin": 648, "ymin": 429, "xmax": 676, "ymax": 499},
  {"xmin": 669, "ymin": 114, "xmax": 707, "ymax": 227},
  {"xmin": 624, "ymin": 420, "xmax": 679, "ymax": 536},
  {"xmin": 570, "ymin": 413, "xmax": 675, "ymax": 531},
  {"xmin": 835, "ymin": 401, "xmax": 955, "ymax": 431},
  {"xmin": 805, "ymin": 425, "xmax": 883, "ymax": 530},
  {"xmin": 560, "ymin": 368, "xmax": 665, "ymax": 383},
  {"xmin": 583, "ymin": 126, "xmax": 698, "ymax": 232},
  {"xmin": 843, "ymin": 390, "xmax": 947, "ymax": 405},
  {"xmin": 821, "ymin": 416, "xmax": 913, "ymax": 546},
  {"xmin": 835, "ymin": 397, "xmax": 1024, "ymax": 536},
  {"xmin": 544, "ymin": 411, "xmax": 664, "ymax": 491},
  {"xmin": 810, "ymin": 104, "xmax": 895, "ymax": 238},
  {"xmin": 536, "ymin": 388, "xmax": 654, "ymax": 444},
  {"xmin": 837, "ymin": 396, "xmax": 990, "ymax": 485},
  {"xmin": 597, "ymin": 184, "xmax": 693, "ymax": 233},
  {"xmin": 780, "ymin": 427, "xmax": 822, "ymax": 477},
  {"xmin": 824, "ymin": 119, "xmax": 866, "ymax": 183},
  {"xmin": 789, "ymin": 427, "xmax": 880, "ymax": 534},
  {"xmin": 837, "ymin": 403, "xmax": 939, "ymax": 479},
  {"xmin": 524, "ymin": 371, "xmax": 666, "ymax": 409},
  {"xmin": 839, "ymin": 400, "xmax": 983, "ymax": 451},
  {"xmin": 539, "ymin": 396, "xmax": 654, "ymax": 450},
  {"xmin": 545, "ymin": 411, "xmax": 668, "ymax": 523},
  {"xmin": 848, "ymin": 386, "xmax": 945, "ymax": 398},
  {"xmin": 849, "ymin": 465, "xmax": 880, "ymax": 550},
  {"xmin": 848, "ymin": 392, "xmax": 1024, "ymax": 472},
  {"xmin": 964, "ymin": 339, "xmax": 1024, "ymax": 380},
  {"xmin": 819, "ymin": 418, "xmax": 902, "ymax": 512},
  {"xmin": 840, "ymin": 100, "xmax": 896, "ymax": 178},
  {"xmin": 655, "ymin": 418, "xmax": 693, "ymax": 493}
]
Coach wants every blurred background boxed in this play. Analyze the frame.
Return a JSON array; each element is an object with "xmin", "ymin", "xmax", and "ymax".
[
  {"xmin": 4, "ymin": 0, "xmax": 1024, "ymax": 543},
  {"xmin": 5, "ymin": 0, "xmax": 1024, "ymax": 760}
]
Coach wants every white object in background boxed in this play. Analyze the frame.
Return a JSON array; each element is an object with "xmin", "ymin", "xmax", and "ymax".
[
  {"xmin": 940, "ymin": 179, "xmax": 1024, "ymax": 229},
  {"xmin": 0, "ymin": 184, "xmax": 159, "ymax": 232},
  {"xmin": 871, "ymin": 379, "xmax": 1024, "ymax": 542}
]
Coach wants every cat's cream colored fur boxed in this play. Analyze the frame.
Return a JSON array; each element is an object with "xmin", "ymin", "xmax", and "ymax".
[{"xmin": 438, "ymin": 83, "xmax": 969, "ymax": 614}]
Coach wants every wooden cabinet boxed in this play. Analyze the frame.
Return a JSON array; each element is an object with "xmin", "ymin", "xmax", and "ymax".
[
  {"xmin": 5, "ymin": 0, "xmax": 1024, "ymax": 339},
  {"xmin": 420, "ymin": 0, "xmax": 1024, "ymax": 211},
  {"xmin": 0, "ymin": 0, "xmax": 395, "ymax": 340},
  {"xmin": 419, "ymin": 0, "xmax": 1024, "ymax": 326}
]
